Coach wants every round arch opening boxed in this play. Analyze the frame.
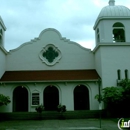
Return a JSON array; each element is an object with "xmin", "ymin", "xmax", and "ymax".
[
  {"xmin": 13, "ymin": 86, "xmax": 28, "ymax": 112},
  {"xmin": 44, "ymin": 85, "xmax": 59, "ymax": 111},
  {"xmin": 74, "ymin": 85, "xmax": 89, "ymax": 110}
]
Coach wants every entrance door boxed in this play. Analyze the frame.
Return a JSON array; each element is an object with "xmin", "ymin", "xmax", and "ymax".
[
  {"xmin": 74, "ymin": 85, "xmax": 89, "ymax": 110},
  {"xmin": 13, "ymin": 86, "xmax": 28, "ymax": 112},
  {"xmin": 44, "ymin": 86, "xmax": 59, "ymax": 111}
]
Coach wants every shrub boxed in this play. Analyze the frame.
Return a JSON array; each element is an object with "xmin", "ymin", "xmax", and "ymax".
[
  {"xmin": 57, "ymin": 104, "xmax": 66, "ymax": 113},
  {"xmin": 102, "ymin": 87, "xmax": 123, "ymax": 106},
  {"xmin": 57, "ymin": 104, "xmax": 66, "ymax": 119},
  {"xmin": 95, "ymin": 80, "xmax": 130, "ymax": 117},
  {"xmin": 35, "ymin": 104, "xmax": 44, "ymax": 113},
  {"xmin": 0, "ymin": 94, "xmax": 11, "ymax": 106}
]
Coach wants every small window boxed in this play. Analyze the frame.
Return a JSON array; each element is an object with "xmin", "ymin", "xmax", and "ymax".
[
  {"xmin": 113, "ymin": 22, "xmax": 125, "ymax": 42},
  {"xmin": 125, "ymin": 69, "xmax": 128, "ymax": 80},
  {"xmin": 0, "ymin": 35, "xmax": 2, "ymax": 45},
  {"xmin": 97, "ymin": 28, "xmax": 100, "ymax": 43},
  {"xmin": 117, "ymin": 69, "xmax": 121, "ymax": 80},
  {"xmin": 0, "ymin": 29, "xmax": 3, "ymax": 45}
]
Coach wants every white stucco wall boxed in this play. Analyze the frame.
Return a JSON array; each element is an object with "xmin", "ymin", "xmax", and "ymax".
[
  {"xmin": 0, "ymin": 48, "xmax": 6, "ymax": 78},
  {"xmin": 96, "ymin": 45, "xmax": 130, "ymax": 88},
  {"xmin": 6, "ymin": 28, "xmax": 94, "ymax": 71},
  {"xmin": 94, "ymin": 48, "xmax": 102, "ymax": 78}
]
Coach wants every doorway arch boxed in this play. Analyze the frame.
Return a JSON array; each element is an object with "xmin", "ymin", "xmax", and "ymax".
[
  {"xmin": 44, "ymin": 85, "xmax": 59, "ymax": 111},
  {"xmin": 74, "ymin": 85, "xmax": 89, "ymax": 110},
  {"xmin": 13, "ymin": 86, "xmax": 28, "ymax": 112}
]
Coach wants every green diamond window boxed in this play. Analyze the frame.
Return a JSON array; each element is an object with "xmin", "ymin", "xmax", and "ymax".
[
  {"xmin": 39, "ymin": 44, "xmax": 62, "ymax": 66},
  {"xmin": 43, "ymin": 47, "xmax": 59, "ymax": 63}
]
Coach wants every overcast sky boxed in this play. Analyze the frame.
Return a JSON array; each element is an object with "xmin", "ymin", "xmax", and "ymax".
[{"xmin": 0, "ymin": 0, "xmax": 130, "ymax": 51}]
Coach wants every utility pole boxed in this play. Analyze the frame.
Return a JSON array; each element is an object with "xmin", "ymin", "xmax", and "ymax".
[{"xmin": 98, "ymin": 78, "xmax": 102, "ymax": 128}]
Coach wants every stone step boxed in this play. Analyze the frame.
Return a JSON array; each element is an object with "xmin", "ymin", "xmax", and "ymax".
[
  {"xmin": 59, "ymin": 127, "xmax": 105, "ymax": 130},
  {"xmin": 0, "ymin": 110, "xmax": 103, "ymax": 120},
  {"xmin": 5, "ymin": 128, "xmax": 105, "ymax": 130}
]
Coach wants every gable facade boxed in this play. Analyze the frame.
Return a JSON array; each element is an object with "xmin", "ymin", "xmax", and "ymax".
[{"xmin": 0, "ymin": 0, "xmax": 130, "ymax": 113}]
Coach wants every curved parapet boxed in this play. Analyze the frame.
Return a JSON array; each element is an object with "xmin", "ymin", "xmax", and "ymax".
[
  {"xmin": 9, "ymin": 28, "xmax": 91, "ymax": 53},
  {"xmin": 39, "ymin": 28, "xmax": 62, "ymax": 39}
]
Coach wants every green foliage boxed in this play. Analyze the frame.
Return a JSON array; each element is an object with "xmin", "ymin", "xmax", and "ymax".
[
  {"xmin": 57, "ymin": 104, "xmax": 66, "ymax": 119},
  {"xmin": 119, "ymin": 79, "xmax": 130, "ymax": 110},
  {"xmin": 0, "ymin": 94, "xmax": 11, "ymax": 106},
  {"xmin": 95, "ymin": 86, "xmax": 123, "ymax": 108},
  {"xmin": 102, "ymin": 86, "xmax": 123, "ymax": 105},
  {"xmin": 35, "ymin": 104, "xmax": 44, "ymax": 113},
  {"xmin": 95, "ymin": 79, "xmax": 130, "ymax": 117},
  {"xmin": 95, "ymin": 94, "xmax": 102, "ymax": 103},
  {"xmin": 57, "ymin": 104, "xmax": 66, "ymax": 113},
  {"xmin": 118, "ymin": 79, "xmax": 130, "ymax": 88},
  {"xmin": 117, "ymin": 79, "xmax": 130, "ymax": 101}
]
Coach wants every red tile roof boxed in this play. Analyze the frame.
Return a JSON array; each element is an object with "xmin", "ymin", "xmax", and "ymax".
[{"xmin": 0, "ymin": 70, "xmax": 100, "ymax": 82}]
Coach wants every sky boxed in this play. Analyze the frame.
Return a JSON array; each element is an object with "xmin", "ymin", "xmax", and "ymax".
[{"xmin": 0, "ymin": 0, "xmax": 130, "ymax": 51}]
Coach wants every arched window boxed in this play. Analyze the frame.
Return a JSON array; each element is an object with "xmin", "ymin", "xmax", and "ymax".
[
  {"xmin": 13, "ymin": 86, "xmax": 28, "ymax": 112},
  {"xmin": 44, "ymin": 85, "xmax": 59, "ymax": 111},
  {"xmin": 96, "ymin": 28, "xmax": 100, "ymax": 43},
  {"xmin": 0, "ymin": 29, "xmax": 2, "ymax": 45},
  {"xmin": 113, "ymin": 22, "xmax": 125, "ymax": 42},
  {"xmin": 74, "ymin": 85, "xmax": 89, "ymax": 110},
  {"xmin": 0, "ymin": 35, "xmax": 2, "ymax": 45}
]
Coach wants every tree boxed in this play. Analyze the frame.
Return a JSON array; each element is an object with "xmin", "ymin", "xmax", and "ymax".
[
  {"xmin": 118, "ymin": 79, "xmax": 130, "ymax": 115},
  {"xmin": 95, "ymin": 79, "xmax": 130, "ymax": 117},
  {"xmin": 102, "ymin": 87, "xmax": 123, "ymax": 107}
]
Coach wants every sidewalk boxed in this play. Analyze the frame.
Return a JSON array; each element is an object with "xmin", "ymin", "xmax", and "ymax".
[{"xmin": 0, "ymin": 119, "xmax": 119, "ymax": 130}]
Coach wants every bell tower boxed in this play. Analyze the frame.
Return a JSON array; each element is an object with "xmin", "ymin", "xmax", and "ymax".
[
  {"xmin": 0, "ymin": 16, "xmax": 6, "ymax": 47},
  {"xmin": 93, "ymin": 0, "xmax": 130, "ymax": 45},
  {"xmin": 93, "ymin": 0, "xmax": 130, "ymax": 88}
]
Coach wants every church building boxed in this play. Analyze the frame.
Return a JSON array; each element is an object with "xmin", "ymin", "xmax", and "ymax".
[{"xmin": 0, "ymin": 0, "xmax": 130, "ymax": 112}]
